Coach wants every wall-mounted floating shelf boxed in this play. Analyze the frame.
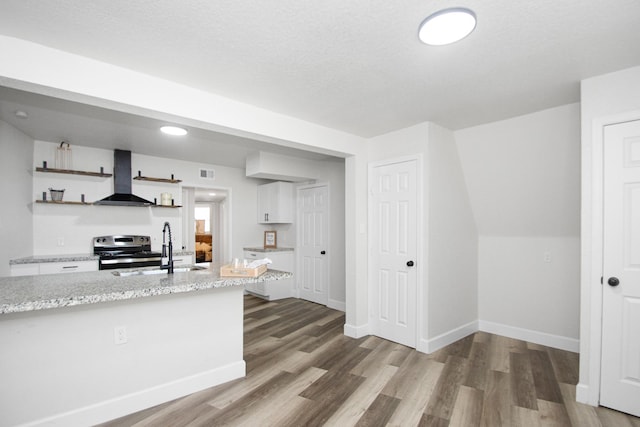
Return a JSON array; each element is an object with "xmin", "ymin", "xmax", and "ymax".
[
  {"xmin": 133, "ymin": 171, "xmax": 181, "ymax": 183},
  {"xmin": 152, "ymin": 204, "xmax": 183, "ymax": 208},
  {"xmin": 36, "ymin": 166, "xmax": 112, "ymax": 178},
  {"xmin": 36, "ymin": 200, "xmax": 92, "ymax": 206}
]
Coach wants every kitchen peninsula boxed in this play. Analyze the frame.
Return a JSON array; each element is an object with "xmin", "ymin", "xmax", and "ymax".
[{"xmin": 0, "ymin": 265, "xmax": 292, "ymax": 427}]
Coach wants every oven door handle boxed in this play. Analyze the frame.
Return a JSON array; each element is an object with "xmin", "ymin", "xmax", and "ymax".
[{"xmin": 100, "ymin": 256, "xmax": 161, "ymax": 265}]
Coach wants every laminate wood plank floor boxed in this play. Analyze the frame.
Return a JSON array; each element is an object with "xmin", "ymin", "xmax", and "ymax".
[{"xmin": 101, "ymin": 296, "xmax": 640, "ymax": 427}]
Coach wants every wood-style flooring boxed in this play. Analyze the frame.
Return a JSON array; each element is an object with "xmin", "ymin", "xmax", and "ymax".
[{"xmin": 101, "ymin": 295, "xmax": 640, "ymax": 427}]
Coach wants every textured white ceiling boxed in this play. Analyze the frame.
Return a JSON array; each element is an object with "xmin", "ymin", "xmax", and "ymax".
[{"xmin": 0, "ymin": 0, "xmax": 639, "ymax": 137}]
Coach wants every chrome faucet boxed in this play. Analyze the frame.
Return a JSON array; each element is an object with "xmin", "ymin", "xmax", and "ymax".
[{"xmin": 161, "ymin": 221, "xmax": 174, "ymax": 274}]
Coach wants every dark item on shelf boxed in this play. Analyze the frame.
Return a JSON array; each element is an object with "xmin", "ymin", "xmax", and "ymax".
[{"xmin": 49, "ymin": 188, "xmax": 65, "ymax": 202}]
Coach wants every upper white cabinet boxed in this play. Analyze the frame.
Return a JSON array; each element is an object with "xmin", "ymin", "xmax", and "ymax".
[{"xmin": 257, "ymin": 182, "xmax": 293, "ymax": 223}]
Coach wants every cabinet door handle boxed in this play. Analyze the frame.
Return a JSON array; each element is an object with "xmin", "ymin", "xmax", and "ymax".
[{"xmin": 63, "ymin": 265, "xmax": 78, "ymax": 269}]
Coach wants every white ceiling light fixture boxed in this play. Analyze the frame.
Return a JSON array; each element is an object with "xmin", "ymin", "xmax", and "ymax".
[
  {"xmin": 160, "ymin": 125, "xmax": 188, "ymax": 136},
  {"xmin": 418, "ymin": 7, "xmax": 477, "ymax": 46}
]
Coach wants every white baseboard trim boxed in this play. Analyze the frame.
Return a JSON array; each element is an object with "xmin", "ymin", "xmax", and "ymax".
[
  {"xmin": 479, "ymin": 320, "xmax": 579, "ymax": 353},
  {"xmin": 344, "ymin": 323, "xmax": 369, "ymax": 338},
  {"xmin": 421, "ymin": 320, "xmax": 479, "ymax": 354},
  {"xmin": 575, "ymin": 383, "xmax": 597, "ymax": 406},
  {"xmin": 23, "ymin": 361, "xmax": 246, "ymax": 427},
  {"xmin": 327, "ymin": 299, "xmax": 345, "ymax": 312}
]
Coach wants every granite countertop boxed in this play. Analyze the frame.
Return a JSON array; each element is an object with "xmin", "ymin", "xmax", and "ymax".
[
  {"xmin": 10, "ymin": 254, "xmax": 100, "ymax": 265},
  {"xmin": 10, "ymin": 250, "xmax": 195, "ymax": 265},
  {"xmin": 243, "ymin": 247, "xmax": 294, "ymax": 253},
  {"xmin": 0, "ymin": 264, "xmax": 291, "ymax": 315}
]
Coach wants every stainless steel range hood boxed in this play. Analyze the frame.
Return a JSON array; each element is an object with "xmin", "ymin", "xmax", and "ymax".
[{"xmin": 94, "ymin": 150, "xmax": 154, "ymax": 206}]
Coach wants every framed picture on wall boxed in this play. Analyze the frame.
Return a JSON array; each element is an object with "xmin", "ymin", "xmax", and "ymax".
[{"xmin": 264, "ymin": 230, "xmax": 277, "ymax": 249}]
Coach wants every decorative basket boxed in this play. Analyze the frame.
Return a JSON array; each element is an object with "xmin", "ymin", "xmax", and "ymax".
[{"xmin": 49, "ymin": 188, "xmax": 65, "ymax": 202}]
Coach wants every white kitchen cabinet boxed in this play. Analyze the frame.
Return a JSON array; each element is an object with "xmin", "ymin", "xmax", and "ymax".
[
  {"xmin": 9, "ymin": 264, "xmax": 40, "ymax": 277},
  {"xmin": 244, "ymin": 250, "xmax": 294, "ymax": 300},
  {"xmin": 257, "ymin": 182, "xmax": 293, "ymax": 223},
  {"xmin": 171, "ymin": 254, "xmax": 194, "ymax": 266},
  {"xmin": 11, "ymin": 260, "xmax": 99, "ymax": 276}
]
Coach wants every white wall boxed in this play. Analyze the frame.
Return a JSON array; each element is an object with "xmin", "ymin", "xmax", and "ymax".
[
  {"xmin": 578, "ymin": 65, "xmax": 640, "ymax": 404},
  {"xmin": 479, "ymin": 236, "xmax": 580, "ymax": 341},
  {"xmin": 456, "ymin": 104, "xmax": 581, "ymax": 351},
  {"xmin": 1, "ymin": 120, "xmax": 33, "ymax": 277},
  {"xmin": 368, "ymin": 122, "xmax": 478, "ymax": 351},
  {"xmin": 32, "ymin": 141, "xmax": 264, "ymax": 257},
  {"xmin": 426, "ymin": 123, "xmax": 478, "ymax": 347}
]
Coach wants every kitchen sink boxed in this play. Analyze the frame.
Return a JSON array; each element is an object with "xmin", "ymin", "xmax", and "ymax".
[{"xmin": 112, "ymin": 266, "xmax": 207, "ymax": 277}]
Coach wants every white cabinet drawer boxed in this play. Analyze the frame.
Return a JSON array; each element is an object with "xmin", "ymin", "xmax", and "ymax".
[
  {"xmin": 39, "ymin": 260, "xmax": 98, "ymax": 275},
  {"xmin": 172, "ymin": 255, "xmax": 194, "ymax": 266}
]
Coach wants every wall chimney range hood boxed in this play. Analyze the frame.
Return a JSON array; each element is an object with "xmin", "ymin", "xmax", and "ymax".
[{"xmin": 94, "ymin": 150, "xmax": 154, "ymax": 206}]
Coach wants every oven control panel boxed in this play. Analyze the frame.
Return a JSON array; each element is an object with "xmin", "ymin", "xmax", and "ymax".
[{"xmin": 93, "ymin": 235, "xmax": 152, "ymax": 252}]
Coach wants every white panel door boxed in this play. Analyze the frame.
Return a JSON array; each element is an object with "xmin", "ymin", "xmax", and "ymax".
[
  {"xmin": 370, "ymin": 159, "xmax": 417, "ymax": 347},
  {"xmin": 601, "ymin": 119, "xmax": 640, "ymax": 417},
  {"xmin": 298, "ymin": 185, "xmax": 329, "ymax": 305}
]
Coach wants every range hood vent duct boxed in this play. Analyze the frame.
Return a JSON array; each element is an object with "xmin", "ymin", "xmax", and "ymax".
[{"xmin": 94, "ymin": 149, "xmax": 154, "ymax": 206}]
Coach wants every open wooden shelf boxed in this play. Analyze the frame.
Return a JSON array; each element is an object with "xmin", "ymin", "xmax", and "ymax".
[
  {"xmin": 36, "ymin": 167, "xmax": 112, "ymax": 178},
  {"xmin": 133, "ymin": 175, "xmax": 181, "ymax": 184},
  {"xmin": 36, "ymin": 200, "xmax": 92, "ymax": 206},
  {"xmin": 152, "ymin": 204, "xmax": 182, "ymax": 208}
]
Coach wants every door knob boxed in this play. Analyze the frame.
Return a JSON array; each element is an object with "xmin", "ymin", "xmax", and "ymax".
[
  {"xmin": 608, "ymin": 277, "xmax": 620, "ymax": 287},
  {"xmin": 407, "ymin": 260, "xmax": 415, "ymax": 267},
  {"xmin": 320, "ymin": 250, "xmax": 326, "ymax": 255}
]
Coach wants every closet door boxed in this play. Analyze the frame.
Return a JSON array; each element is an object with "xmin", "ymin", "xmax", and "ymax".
[
  {"xmin": 369, "ymin": 158, "xmax": 418, "ymax": 348},
  {"xmin": 601, "ymin": 119, "xmax": 640, "ymax": 417}
]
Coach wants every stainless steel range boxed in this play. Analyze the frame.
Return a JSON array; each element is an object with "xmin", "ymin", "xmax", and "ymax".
[{"xmin": 93, "ymin": 235, "xmax": 162, "ymax": 270}]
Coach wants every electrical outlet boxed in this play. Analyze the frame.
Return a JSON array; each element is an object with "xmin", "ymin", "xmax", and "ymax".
[
  {"xmin": 114, "ymin": 326, "xmax": 128, "ymax": 345},
  {"xmin": 57, "ymin": 237, "xmax": 64, "ymax": 246},
  {"xmin": 543, "ymin": 251, "xmax": 552, "ymax": 263}
]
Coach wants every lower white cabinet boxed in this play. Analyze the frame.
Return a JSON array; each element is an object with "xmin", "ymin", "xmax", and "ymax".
[
  {"xmin": 11, "ymin": 260, "xmax": 99, "ymax": 276},
  {"xmin": 9, "ymin": 264, "xmax": 40, "ymax": 277},
  {"xmin": 172, "ymin": 254, "xmax": 194, "ymax": 267},
  {"xmin": 244, "ymin": 250, "xmax": 294, "ymax": 300}
]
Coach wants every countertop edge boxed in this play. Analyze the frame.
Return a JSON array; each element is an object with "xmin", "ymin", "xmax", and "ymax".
[
  {"xmin": 243, "ymin": 247, "xmax": 294, "ymax": 252},
  {"xmin": 10, "ymin": 251, "xmax": 195, "ymax": 265},
  {"xmin": 0, "ymin": 269, "xmax": 291, "ymax": 315}
]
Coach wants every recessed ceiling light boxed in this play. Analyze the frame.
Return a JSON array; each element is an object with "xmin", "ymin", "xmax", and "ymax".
[
  {"xmin": 15, "ymin": 110, "xmax": 28, "ymax": 119},
  {"xmin": 418, "ymin": 8, "xmax": 477, "ymax": 46},
  {"xmin": 209, "ymin": 193, "xmax": 217, "ymax": 196},
  {"xmin": 160, "ymin": 126, "xmax": 188, "ymax": 136}
]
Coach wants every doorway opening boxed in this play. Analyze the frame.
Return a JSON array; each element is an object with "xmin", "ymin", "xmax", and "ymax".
[{"xmin": 182, "ymin": 186, "xmax": 231, "ymax": 265}]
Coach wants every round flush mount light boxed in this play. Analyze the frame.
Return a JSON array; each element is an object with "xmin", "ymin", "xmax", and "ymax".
[
  {"xmin": 418, "ymin": 7, "xmax": 477, "ymax": 46},
  {"xmin": 160, "ymin": 125, "xmax": 188, "ymax": 136}
]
